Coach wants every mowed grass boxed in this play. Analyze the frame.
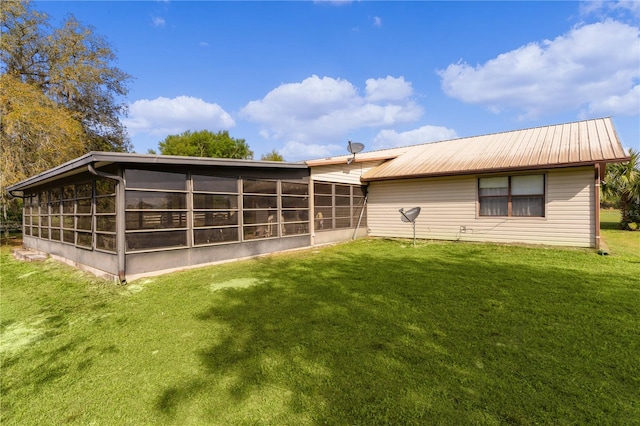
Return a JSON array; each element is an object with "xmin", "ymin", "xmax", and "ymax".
[
  {"xmin": 1, "ymin": 226, "xmax": 639, "ymax": 425},
  {"xmin": 600, "ymin": 208, "xmax": 640, "ymax": 258}
]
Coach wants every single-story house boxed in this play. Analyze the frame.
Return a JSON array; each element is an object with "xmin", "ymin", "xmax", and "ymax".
[{"xmin": 7, "ymin": 117, "xmax": 630, "ymax": 282}]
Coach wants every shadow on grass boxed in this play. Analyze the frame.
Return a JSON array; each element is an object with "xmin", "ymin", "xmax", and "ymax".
[
  {"xmin": 155, "ymin": 241, "xmax": 640, "ymax": 424},
  {"xmin": 601, "ymin": 220, "xmax": 621, "ymax": 230},
  {"xmin": 1, "ymin": 334, "xmax": 122, "ymax": 419},
  {"xmin": 600, "ymin": 208, "xmax": 624, "ymax": 230},
  {"xmin": 2, "ymin": 338, "xmax": 84, "ymax": 396}
]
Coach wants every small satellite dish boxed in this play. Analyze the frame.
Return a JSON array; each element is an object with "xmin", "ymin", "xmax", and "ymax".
[
  {"xmin": 399, "ymin": 207, "xmax": 421, "ymax": 246},
  {"xmin": 399, "ymin": 207, "xmax": 421, "ymax": 223},
  {"xmin": 347, "ymin": 141, "xmax": 365, "ymax": 154},
  {"xmin": 346, "ymin": 141, "xmax": 365, "ymax": 165}
]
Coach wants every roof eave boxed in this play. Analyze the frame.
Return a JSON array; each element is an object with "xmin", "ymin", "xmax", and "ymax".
[
  {"xmin": 6, "ymin": 151, "xmax": 308, "ymax": 193},
  {"xmin": 6, "ymin": 152, "xmax": 98, "ymax": 193},
  {"xmin": 306, "ymin": 155, "xmax": 400, "ymax": 167},
  {"xmin": 361, "ymin": 158, "xmax": 631, "ymax": 182}
]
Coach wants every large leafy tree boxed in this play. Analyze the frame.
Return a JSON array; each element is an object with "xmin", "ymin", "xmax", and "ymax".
[
  {"xmin": 159, "ymin": 130, "xmax": 253, "ymax": 160},
  {"xmin": 1, "ymin": 73, "xmax": 85, "ymax": 233},
  {"xmin": 602, "ymin": 149, "xmax": 640, "ymax": 230},
  {"xmin": 1, "ymin": 0, "xmax": 132, "ymax": 152},
  {"xmin": 1, "ymin": 0, "xmax": 132, "ymax": 233}
]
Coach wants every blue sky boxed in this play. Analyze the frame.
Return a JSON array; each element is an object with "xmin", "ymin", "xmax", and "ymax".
[{"xmin": 36, "ymin": 1, "xmax": 639, "ymax": 161}]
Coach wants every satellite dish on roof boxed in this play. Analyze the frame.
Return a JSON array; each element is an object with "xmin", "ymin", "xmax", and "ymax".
[
  {"xmin": 399, "ymin": 207, "xmax": 421, "ymax": 246},
  {"xmin": 347, "ymin": 141, "xmax": 365, "ymax": 154},
  {"xmin": 347, "ymin": 140, "xmax": 365, "ymax": 164}
]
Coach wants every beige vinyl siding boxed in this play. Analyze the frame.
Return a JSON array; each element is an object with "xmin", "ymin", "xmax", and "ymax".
[
  {"xmin": 366, "ymin": 167, "xmax": 595, "ymax": 247},
  {"xmin": 311, "ymin": 161, "xmax": 384, "ymax": 185}
]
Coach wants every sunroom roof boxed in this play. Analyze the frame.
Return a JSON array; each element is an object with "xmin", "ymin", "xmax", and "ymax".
[{"xmin": 7, "ymin": 152, "xmax": 307, "ymax": 193}]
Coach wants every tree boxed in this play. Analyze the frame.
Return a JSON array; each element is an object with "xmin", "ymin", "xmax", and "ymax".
[
  {"xmin": 158, "ymin": 130, "xmax": 253, "ymax": 160},
  {"xmin": 1, "ymin": 73, "xmax": 85, "ymax": 235},
  {"xmin": 602, "ymin": 149, "xmax": 640, "ymax": 230},
  {"xmin": 260, "ymin": 149, "xmax": 284, "ymax": 161},
  {"xmin": 1, "ymin": 0, "xmax": 132, "ymax": 152},
  {"xmin": 1, "ymin": 1, "xmax": 131, "ymax": 236}
]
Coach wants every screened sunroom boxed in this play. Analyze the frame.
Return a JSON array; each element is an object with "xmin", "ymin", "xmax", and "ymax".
[{"xmin": 7, "ymin": 152, "xmax": 366, "ymax": 283}]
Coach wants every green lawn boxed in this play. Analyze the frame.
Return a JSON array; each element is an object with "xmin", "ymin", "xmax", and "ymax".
[
  {"xmin": 600, "ymin": 208, "xmax": 640, "ymax": 258},
  {"xmin": 1, "ymin": 227, "xmax": 639, "ymax": 425}
]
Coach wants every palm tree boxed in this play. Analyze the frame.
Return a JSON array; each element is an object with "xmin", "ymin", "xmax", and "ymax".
[{"xmin": 602, "ymin": 149, "xmax": 640, "ymax": 230}]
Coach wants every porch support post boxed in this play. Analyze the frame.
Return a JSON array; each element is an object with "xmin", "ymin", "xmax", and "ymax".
[{"xmin": 88, "ymin": 163, "xmax": 127, "ymax": 283}]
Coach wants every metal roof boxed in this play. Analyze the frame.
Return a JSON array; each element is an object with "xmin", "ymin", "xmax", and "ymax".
[
  {"xmin": 360, "ymin": 117, "xmax": 630, "ymax": 182},
  {"xmin": 305, "ymin": 145, "xmax": 412, "ymax": 167},
  {"xmin": 7, "ymin": 151, "xmax": 307, "ymax": 192}
]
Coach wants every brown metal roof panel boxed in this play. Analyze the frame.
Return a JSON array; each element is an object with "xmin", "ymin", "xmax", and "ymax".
[
  {"xmin": 502, "ymin": 128, "xmax": 522, "ymax": 168},
  {"xmin": 527, "ymin": 127, "xmax": 545, "ymax": 166},
  {"xmin": 361, "ymin": 156, "xmax": 397, "ymax": 179},
  {"xmin": 557, "ymin": 123, "xmax": 571, "ymax": 164},
  {"xmin": 406, "ymin": 142, "xmax": 450, "ymax": 172},
  {"xmin": 590, "ymin": 120, "xmax": 602, "ymax": 160},
  {"xmin": 599, "ymin": 118, "xmax": 627, "ymax": 159},
  {"xmin": 436, "ymin": 137, "xmax": 479, "ymax": 172},
  {"xmin": 421, "ymin": 139, "xmax": 462, "ymax": 174},
  {"xmin": 488, "ymin": 130, "xmax": 519, "ymax": 169},
  {"xmin": 570, "ymin": 121, "xmax": 581, "ymax": 162},
  {"xmin": 587, "ymin": 120, "xmax": 598, "ymax": 161},
  {"xmin": 595, "ymin": 119, "xmax": 612, "ymax": 159},
  {"xmin": 360, "ymin": 118, "xmax": 630, "ymax": 182},
  {"xmin": 578, "ymin": 120, "xmax": 591, "ymax": 162},
  {"xmin": 456, "ymin": 138, "xmax": 484, "ymax": 171},
  {"xmin": 484, "ymin": 131, "xmax": 513, "ymax": 170},
  {"xmin": 573, "ymin": 121, "xmax": 584, "ymax": 161},
  {"xmin": 464, "ymin": 134, "xmax": 489, "ymax": 170},
  {"xmin": 508, "ymin": 128, "xmax": 527, "ymax": 168},
  {"xmin": 405, "ymin": 150, "xmax": 441, "ymax": 175},
  {"xmin": 452, "ymin": 136, "xmax": 488, "ymax": 171},
  {"xmin": 536, "ymin": 125, "xmax": 555, "ymax": 165},
  {"xmin": 588, "ymin": 119, "xmax": 604, "ymax": 161},
  {"xmin": 452, "ymin": 135, "xmax": 489, "ymax": 171},
  {"xmin": 544, "ymin": 123, "xmax": 559, "ymax": 165},
  {"xmin": 480, "ymin": 135, "xmax": 506, "ymax": 169},
  {"xmin": 529, "ymin": 126, "xmax": 548, "ymax": 167},
  {"xmin": 513, "ymin": 127, "xmax": 538, "ymax": 168}
]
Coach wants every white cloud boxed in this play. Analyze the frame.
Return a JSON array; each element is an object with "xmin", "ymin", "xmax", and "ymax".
[
  {"xmin": 365, "ymin": 76, "xmax": 413, "ymax": 102},
  {"xmin": 438, "ymin": 20, "xmax": 640, "ymax": 119},
  {"xmin": 580, "ymin": 1, "xmax": 640, "ymax": 19},
  {"xmin": 151, "ymin": 16, "xmax": 165, "ymax": 27},
  {"xmin": 123, "ymin": 96, "xmax": 235, "ymax": 137},
  {"xmin": 280, "ymin": 140, "xmax": 343, "ymax": 161},
  {"xmin": 373, "ymin": 16, "xmax": 382, "ymax": 27},
  {"xmin": 240, "ymin": 75, "xmax": 423, "ymax": 145},
  {"xmin": 582, "ymin": 84, "xmax": 640, "ymax": 117},
  {"xmin": 373, "ymin": 125, "xmax": 458, "ymax": 150}
]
